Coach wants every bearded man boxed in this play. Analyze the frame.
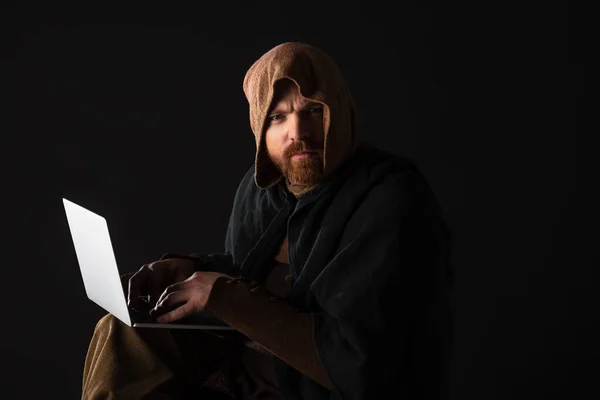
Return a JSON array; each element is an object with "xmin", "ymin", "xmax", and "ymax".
[{"xmin": 82, "ymin": 42, "xmax": 454, "ymax": 400}]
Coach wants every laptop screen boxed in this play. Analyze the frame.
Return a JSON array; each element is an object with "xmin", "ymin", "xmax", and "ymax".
[{"xmin": 63, "ymin": 198, "xmax": 132, "ymax": 326}]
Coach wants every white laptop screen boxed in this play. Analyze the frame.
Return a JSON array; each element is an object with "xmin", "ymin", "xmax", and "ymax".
[{"xmin": 62, "ymin": 198, "xmax": 132, "ymax": 326}]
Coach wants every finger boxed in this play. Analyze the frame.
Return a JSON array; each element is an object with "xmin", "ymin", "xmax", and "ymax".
[
  {"xmin": 173, "ymin": 268, "xmax": 192, "ymax": 284},
  {"xmin": 120, "ymin": 272, "xmax": 135, "ymax": 295},
  {"xmin": 153, "ymin": 290, "xmax": 188, "ymax": 313},
  {"xmin": 151, "ymin": 290, "xmax": 190, "ymax": 321},
  {"xmin": 156, "ymin": 302, "xmax": 194, "ymax": 324},
  {"xmin": 156, "ymin": 278, "xmax": 194, "ymax": 304},
  {"xmin": 127, "ymin": 265, "xmax": 149, "ymax": 307},
  {"xmin": 120, "ymin": 272, "xmax": 135, "ymax": 281},
  {"xmin": 146, "ymin": 261, "xmax": 168, "ymax": 304}
]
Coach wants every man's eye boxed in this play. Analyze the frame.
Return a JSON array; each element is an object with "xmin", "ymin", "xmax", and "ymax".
[
  {"xmin": 309, "ymin": 107, "xmax": 323, "ymax": 114},
  {"xmin": 268, "ymin": 115, "xmax": 281, "ymax": 121}
]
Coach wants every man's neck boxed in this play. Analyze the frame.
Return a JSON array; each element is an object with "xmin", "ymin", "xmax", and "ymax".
[{"xmin": 285, "ymin": 179, "xmax": 319, "ymax": 198}]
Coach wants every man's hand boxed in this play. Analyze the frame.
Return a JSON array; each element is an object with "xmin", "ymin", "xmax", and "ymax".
[
  {"xmin": 150, "ymin": 271, "xmax": 230, "ymax": 324},
  {"xmin": 127, "ymin": 258, "xmax": 197, "ymax": 310}
]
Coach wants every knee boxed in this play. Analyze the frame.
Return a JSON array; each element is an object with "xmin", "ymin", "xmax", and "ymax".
[{"xmin": 94, "ymin": 313, "xmax": 126, "ymax": 337}]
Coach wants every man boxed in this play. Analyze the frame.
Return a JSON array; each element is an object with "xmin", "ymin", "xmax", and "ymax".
[{"xmin": 82, "ymin": 42, "xmax": 454, "ymax": 399}]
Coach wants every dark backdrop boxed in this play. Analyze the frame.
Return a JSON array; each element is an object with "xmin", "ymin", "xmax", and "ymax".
[{"xmin": 1, "ymin": 3, "xmax": 593, "ymax": 400}]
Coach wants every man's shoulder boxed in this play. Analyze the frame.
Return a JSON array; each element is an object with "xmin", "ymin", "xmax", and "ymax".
[
  {"xmin": 350, "ymin": 145, "xmax": 415, "ymax": 172},
  {"xmin": 345, "ymin": 146, "xmax": 422, "ymax": 193},
  {"xmin": 335, "ymin": 148, "xmax": 440, "ymax": 225},
  {"xmin": 230, "ymin": 164, "xmax": 259, "ymax": 204},
  {"xmin": 232, "ymin": 164, "xmax": 287, "ymax": 208},
  {"xmin": 233, "ymin": 164, "xmax": 259, "ymax": 195}
]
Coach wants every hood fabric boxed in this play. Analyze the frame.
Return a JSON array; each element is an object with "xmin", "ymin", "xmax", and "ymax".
[{"xmin": 242, "ymin": 42, "xmax": 359, "ymax": 195}]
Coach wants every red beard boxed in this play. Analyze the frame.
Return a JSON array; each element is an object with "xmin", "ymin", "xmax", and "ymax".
[{"xmin": 276, "ymin": 140, "xmax": 324, "ymax": 185}]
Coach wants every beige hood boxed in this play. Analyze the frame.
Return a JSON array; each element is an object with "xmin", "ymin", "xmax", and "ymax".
[{"xmin": 242, "ymin": 42, "xmax": 359, "ymax": 192}]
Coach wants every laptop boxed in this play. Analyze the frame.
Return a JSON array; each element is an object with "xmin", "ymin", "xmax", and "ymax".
[{"xmin": 62, "ymin": 197, "xmax": 234, "ymax": 331}]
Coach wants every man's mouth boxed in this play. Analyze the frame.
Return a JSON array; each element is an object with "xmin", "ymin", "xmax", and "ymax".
[{"xmin": 291, "ymin": 151, "xmax": 316, "ymax": 160}]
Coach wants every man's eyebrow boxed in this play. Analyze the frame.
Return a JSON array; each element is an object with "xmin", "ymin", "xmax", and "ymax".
[
  {"xmin": 302, "ymin": 101, "xmax": 323, "ymax": 109},
  {"xmin": 268, "ymin": 105, "xmax": 285, "ymax": 115},
  {"xmin": 269, "ymin": 102, "xmax": 322, "ymax": 114}
]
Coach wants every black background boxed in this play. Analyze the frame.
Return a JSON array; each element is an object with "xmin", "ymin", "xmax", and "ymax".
[{"xmin": 1, "ymin": 2, "xmax": 593, "ymax": 399}]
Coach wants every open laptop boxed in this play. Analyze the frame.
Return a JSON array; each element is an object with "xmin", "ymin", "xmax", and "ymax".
[{"xmin": 62, "ymin": 197, "xmax": 234, "ymax": 331}]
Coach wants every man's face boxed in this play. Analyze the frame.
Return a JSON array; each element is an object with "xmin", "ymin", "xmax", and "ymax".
[{"xmin": 264, "ymin": 80, "xmax": 325, "ymax": 186}]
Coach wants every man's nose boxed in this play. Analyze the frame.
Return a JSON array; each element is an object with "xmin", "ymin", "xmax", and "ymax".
[{"xmin": 288, "ymin": 114, "xmax": 311, "ymax": 141}]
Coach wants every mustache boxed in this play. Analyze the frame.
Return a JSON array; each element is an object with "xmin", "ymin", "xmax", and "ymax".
[{"xmin": 284, "ymin": 141, "xmax": 322, "ymax": 158}]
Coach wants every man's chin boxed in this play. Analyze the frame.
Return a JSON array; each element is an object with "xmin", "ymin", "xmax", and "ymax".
[
  {"xmin": 279, "ymin": 156, "xmax": 324, "ymax": 186},
  {"xmin": 285, "ymin": 168, "xmax": 324, "ymax": 186},
  {"xmin": 288, "ymin": 178, "xmax": 322, "ymax": 186}
]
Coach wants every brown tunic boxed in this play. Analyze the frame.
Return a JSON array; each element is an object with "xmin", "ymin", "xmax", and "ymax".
[
  {"xmin": 205, "ymin": 235, "xmax": 331, "ymax": 397},
  {"xmin": 235, "ymin": 261, "xmax": 293, "ymax": 399}
]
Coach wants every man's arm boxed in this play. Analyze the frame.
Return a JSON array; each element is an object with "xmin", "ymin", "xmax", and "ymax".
[
  {"xmin": 205, "ymin": 276, "xmax": 332, "ymax": 389},
  {"xmin": 159, "ymin": 252, "xmax": 240, "ymax": 277}
]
